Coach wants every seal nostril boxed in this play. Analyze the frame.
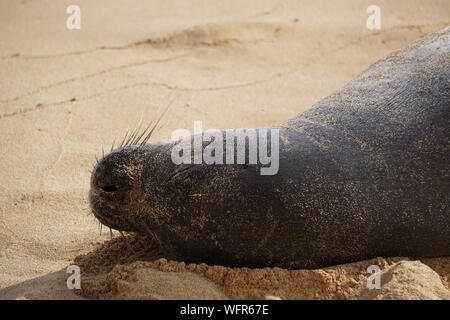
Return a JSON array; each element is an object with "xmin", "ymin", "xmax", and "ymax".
[{"xmin": 101, "ymin": 185, "xmax": 119, "ymax": 192}]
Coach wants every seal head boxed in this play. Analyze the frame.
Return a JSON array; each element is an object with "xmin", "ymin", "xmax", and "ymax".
[{"xmin": 89, "ymin": 145, "xmax": 148, "ymax": 232}]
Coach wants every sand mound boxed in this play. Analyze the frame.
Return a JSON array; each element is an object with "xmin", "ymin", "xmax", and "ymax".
[{"xmin": 74, "ymin": 234, "xmax": 449, "ymax": 300}]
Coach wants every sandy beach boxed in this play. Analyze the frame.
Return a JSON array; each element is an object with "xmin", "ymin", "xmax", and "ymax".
[{"xmin": 0, "ymin": 0, "xmax": 449, "ymax": 300}]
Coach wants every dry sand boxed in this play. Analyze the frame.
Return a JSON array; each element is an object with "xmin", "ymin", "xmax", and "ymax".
[{"xmin": 0, "ymin": 0, "xmax": 448, "ymax": 300}]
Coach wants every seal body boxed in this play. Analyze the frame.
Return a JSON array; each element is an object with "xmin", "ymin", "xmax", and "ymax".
[{"xmin": 90, "ymin": 27, "xmax": 450, "ymax": 269}]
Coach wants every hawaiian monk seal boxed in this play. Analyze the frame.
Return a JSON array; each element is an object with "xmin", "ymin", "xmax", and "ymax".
[{"xmin": 89, "ymin": 27, "xmax": 450, "ymax": 269}]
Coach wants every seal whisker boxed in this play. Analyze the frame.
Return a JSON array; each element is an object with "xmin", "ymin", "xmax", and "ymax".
[
  {"xmin": 140, "ymin": 119, "xmax": 161, "ymax": 147},
  {"xmin": 110, "ymin": 138, "xmax": 116, "ymax": 152},
  {"xmin": 119, "ymin": 129, "xmax": 130, "ymax": 149},
  {"xmin": 129, "ymin": 112, "xmax": 147, "ymax": 145},
  {"xmin": 133, "ymin": 120, "xmax": 155, "ymax": 146},
  {"xmin": 123, "ymin": 130, "xmax": 134, "ymax": 147},
  {"xmin": 130, "ymin": 112, "xmax": 148, "ymax": 145},
  {"xmin": 139, "ymin": 98, "xmax": 174, "ymax": 148},
  {"xmin": 131, "ymin": 124, "xmax": 146, "ymax": 145},
  {"xmin": 125, "ymin": 125, "xmax": 141, "ymax": 147},
  {"xmin": 139, "ymin": 111, "xmax": 167, "ymax": 148},
  {"xmin": 132, "ymin": 97, "xmax": 174, "ymax": 148}
]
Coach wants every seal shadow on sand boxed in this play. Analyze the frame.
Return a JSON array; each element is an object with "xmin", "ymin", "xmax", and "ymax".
[
  {"xmin": 0, "ymin": 269, "xmax": 83, "ymax": 300},
  {"xmin": 0, "ymin": 233, "xmax": 159, "ymax": 300}
]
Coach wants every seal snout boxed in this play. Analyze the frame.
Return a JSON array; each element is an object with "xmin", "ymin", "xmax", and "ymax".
[{"xmin": 88, "ymin": 147, "xmax": 146, "ymax": 232}]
